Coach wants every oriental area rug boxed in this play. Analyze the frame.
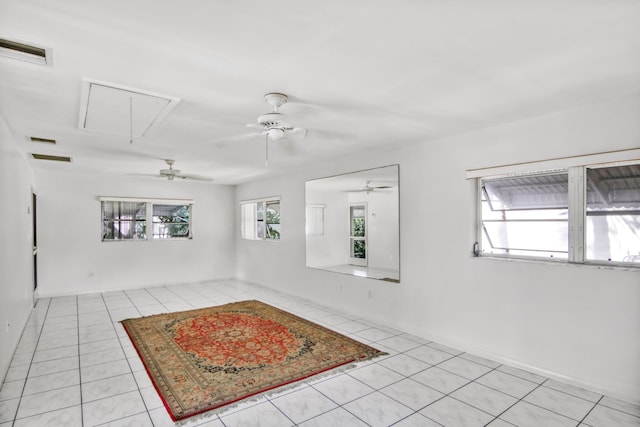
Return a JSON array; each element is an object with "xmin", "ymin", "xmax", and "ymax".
[{"xmin": 121, "ymin": 300, "xmax": 384, "ymax": 421}]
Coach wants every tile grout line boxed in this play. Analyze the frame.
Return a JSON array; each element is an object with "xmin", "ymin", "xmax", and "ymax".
[
  {"xmin": 407, "ymin": 362, "xmax": 504, "ymax": 425},
  {"xmin": 512, "ymin": 379, "xmax": 605, "ymax": 425},
  {"xmin": 76, "ymin": 294, "xmax": 85, "ymax": 427},
  {"xmin": 5, "ymin": 281, "xmax": 638, "ymax": 426},
  {"xmin": 106, "ymin": 291, "xmax": 156, "ymax": 426},
  {"xmin": 10, "ymin": 298, "xmax": 52, "ymax": 425},
  {"xmin": 486, "ymin": 378, "xmax": 550, "ymax": 425},
  {"xmin": 577, "ymin": 395, "xmax": 603, "ymax": 427},
  {"xmin": 307, "ymin": 373, "xmax": 379, "ymax": 426}
]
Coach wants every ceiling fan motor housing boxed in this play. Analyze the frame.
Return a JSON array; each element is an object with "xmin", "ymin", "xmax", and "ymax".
[{"xmin": 257, "ymin": 112, "xmax": 291, "ymax": 139}]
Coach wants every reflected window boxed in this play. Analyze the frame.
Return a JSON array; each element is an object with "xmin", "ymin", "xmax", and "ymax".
[
  {"xmin": 305, "ymin": 205, "xmax": 324, "ymax": 235},
  {"xmin": 349, "ymin": 204, "xmax": 367, "ymax": 265}
]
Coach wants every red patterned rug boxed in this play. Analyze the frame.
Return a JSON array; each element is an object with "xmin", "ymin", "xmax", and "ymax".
[{"xmin": 121, "ymin": 300, "xmax": 384, "ymax": 421}]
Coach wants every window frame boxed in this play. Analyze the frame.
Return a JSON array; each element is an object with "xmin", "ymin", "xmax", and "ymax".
[
  {"xmin": 240, "ymin": 196, "xmax": 281, "ymax": 241},
  {"xmin": 474, "ymin": 161, "xmax": 640, "ymax": 269},
  {"xmin": 100, "ymin": 197, "xmax": 193, "ymax": 242}
]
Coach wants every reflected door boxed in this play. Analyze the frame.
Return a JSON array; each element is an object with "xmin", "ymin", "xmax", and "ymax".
[{"xmin": 349, "ymin": 204, "xmax": 367, "ymax": 266}]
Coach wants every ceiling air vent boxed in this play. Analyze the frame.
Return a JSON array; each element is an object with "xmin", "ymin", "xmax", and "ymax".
[
  {"xmin": 0, "ymin": 38, "xmax": 52, "ymax": 66},
  {"xmin": 31, "ymin": 153, "xmax": 71, "ymax": 162},
  {"xmin": 30, "ymin": 136, "xmax": 56, "ymax": 144}
]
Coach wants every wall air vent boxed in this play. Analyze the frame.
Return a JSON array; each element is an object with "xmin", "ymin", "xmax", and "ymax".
[
  {"xmin": 30, "ymin": 136, "xmax": 56, "ymax": 144},
  {"xmin": 78, "ymin": 79, "xmax": 180, "ymax": 139},
  {"xmin": 31, "ymin": 154, "xmax": 71, "ymax": 162},
  {"xmin": 0, "ymin": 38, "xmax": 52, "ymax": 66}
]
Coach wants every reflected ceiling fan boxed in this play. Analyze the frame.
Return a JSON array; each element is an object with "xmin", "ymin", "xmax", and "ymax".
[
  {"xmin": 343, "ymin": 181, "xmax": 395, "ymax": 193},
  {"xmin": 152, "ymin": 159, "xmax": 213, "ymax": 181}
]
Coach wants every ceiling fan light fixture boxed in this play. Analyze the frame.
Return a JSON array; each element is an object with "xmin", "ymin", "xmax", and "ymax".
[{"xmin": 267, "ymin": 127, "xmax": 286, "ymax": 139}]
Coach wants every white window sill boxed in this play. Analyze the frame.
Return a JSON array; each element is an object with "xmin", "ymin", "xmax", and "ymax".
[{"xmin": 472, "ymin": 254, "xmax": 640, "ymax": 272}]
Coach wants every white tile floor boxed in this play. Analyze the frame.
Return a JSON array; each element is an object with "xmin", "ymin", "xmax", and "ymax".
[{"xmin": 1, "ymin": 280, "xmax": 639, "ymax": 427}]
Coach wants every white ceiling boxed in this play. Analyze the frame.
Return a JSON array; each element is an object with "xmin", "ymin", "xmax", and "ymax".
[{"xmin": 1, "ymin": 0, "xmax": 639, "ymax": 185}]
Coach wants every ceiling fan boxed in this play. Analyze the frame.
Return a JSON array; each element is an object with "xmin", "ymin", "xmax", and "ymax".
[
  {"xmin": 343, "ymin": 181, "xmax": 395, "ymax": 193},
  {"xmin": 247, "ymin": 92, "xmax": 307, "ymax": 140},
  {"xmin": 156, "ymin": 159, "xmax": 212, "ymax": 181}
]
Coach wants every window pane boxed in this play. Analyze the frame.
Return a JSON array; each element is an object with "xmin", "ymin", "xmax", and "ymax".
[
  {"xmin": 352, "ymin": 218, "xmax": 366, "ymax": 237},
  {"xmin": 481, "ymin": 173, "xmax": 568, "ymax": 258},
  {"xmin": 586, "ymin": 165, "xmax": 640, "ymax": 263},
  {"xmin": 266, "ymin": 201, "xmax": 280, "ymax": 240},
  {"xmin": 102, "ymin": 201, "xmax": 146, "ymax": 240},
  {"xmin": 484, "ymin": 173, "xmax": 568, "ymax": 210},
  {"xmin": 483, "ymin": 221, "xmax": 568, "ymax": 255},
  {"xmin": 351, "ymin": 239, "xmax": 366, "ymax": 258},
  {"xmin": 241, "ymin": 199, "xmax": 280, "ymax": 241},
  {"xmin": 152, "ymin": 204, "xmax": 190, "ymax": 239}
]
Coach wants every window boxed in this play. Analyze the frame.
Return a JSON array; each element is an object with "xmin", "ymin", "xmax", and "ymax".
[
  {"xmin": 241, "ymin": 197, "xmax": 281, "ymax": 240},
  {"xmin": 477, "ymin": 162, "xmax": 640, "ymax": 267},
  {"xmin": 102, "ymin": 201, "xmax": 147, "ymax": 240},
  {"xmin": 101, "ymin": 198, "xmax": 192, "ymax": 241},
  {"xmin": 349, "ymin": 204, "xmax": 367, "ymax": 266}
]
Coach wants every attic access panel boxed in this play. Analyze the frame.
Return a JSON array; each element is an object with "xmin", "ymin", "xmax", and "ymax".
[{"xmin": 78, "ymin": 79, "xmax": 180, "ymax": 138}]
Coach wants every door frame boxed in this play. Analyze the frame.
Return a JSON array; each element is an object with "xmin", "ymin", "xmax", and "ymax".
[{"xmin": 31, "ymin": 190, "xmax": 38, "ymax": 304}]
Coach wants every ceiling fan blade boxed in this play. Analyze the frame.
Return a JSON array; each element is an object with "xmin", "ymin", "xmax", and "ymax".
[
  {"xmin": 214, "ymin": 131, "xmax": 263, "ymax": 146},
  {"xmin": 174, "ymin": 174, "xmax": 214, "ymax": 182},
  {"xmin": 288, "ymin": 127, "xmax": 307, "ymax": 137},
  {"xmin": 304, "ymin": 128, "xmax": 355, "ymax": 142},
  {"xmin": 160, "ymin": 168, "xmax": 180, "ymax": 175},
  {"xmin": 340, "ymin": 188, "xmax": 370, "ymax": 193},
  {"xmin": 127, "ymin": 173, "xmax": 164, "ymax": 179}
]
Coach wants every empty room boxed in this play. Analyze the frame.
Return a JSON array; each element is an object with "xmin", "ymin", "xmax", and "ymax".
[{"xmin": 1, "ymin": 1, "xmax": 639, "ymax": 426}]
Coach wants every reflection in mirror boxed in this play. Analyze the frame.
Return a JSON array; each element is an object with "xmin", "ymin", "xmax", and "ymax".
[{"xmin": 305, "ymin": 165, "xmax": 399, "ymax": 282}]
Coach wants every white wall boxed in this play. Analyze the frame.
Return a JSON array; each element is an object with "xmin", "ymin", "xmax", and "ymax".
[
  {"xmin": 35, "ymin": 171, "xmax": 236, "ymax": 296},
  {"xmin": 0, "ymin": 116, "xmax": 36, "ymax": 382},
  {"xmin": 236, "ymin": 95, "xmax": 640, "ymax": 403}
]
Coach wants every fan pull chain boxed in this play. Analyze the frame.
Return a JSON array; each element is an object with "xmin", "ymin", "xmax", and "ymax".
[{"xmin": 265, "ymin": 133, "xmax": 269, "ymax": 168}]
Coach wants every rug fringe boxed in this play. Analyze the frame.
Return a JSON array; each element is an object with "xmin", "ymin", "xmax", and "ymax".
[{"xmin": 173, "ymin": 358, "xmax": 384, "ymax": 425}]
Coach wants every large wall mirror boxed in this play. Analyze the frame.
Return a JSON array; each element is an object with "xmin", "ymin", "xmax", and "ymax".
[{"xmin": 305, "ymin": 165, "xmax": 400, "ymax": 282}]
